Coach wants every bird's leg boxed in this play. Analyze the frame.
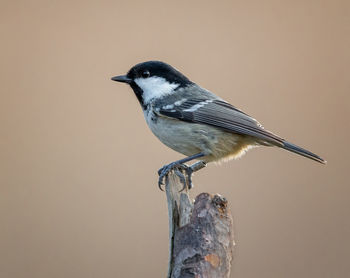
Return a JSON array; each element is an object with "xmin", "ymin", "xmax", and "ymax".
[
  {"xmin": 184, "ymin": 161, "xmax": 207, "ymax": 190},
  {"xmin": 174, "ymin": 168, "xmax": 187, "ymax": 188},
  {"xmin": 170, "ymin": 161, "xmax": 207, "ymax": 192},
  {"xmin": 170, "ymin": 161, "xmax": 207, "ymax": 191},
  {"xmin": 158, "ymin": 153, "xmax": 205, "ymax": 191}
]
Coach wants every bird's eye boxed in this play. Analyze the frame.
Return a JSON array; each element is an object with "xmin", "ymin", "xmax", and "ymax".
[{"xmin": 141, "ymin": 71, "xmax": 150, "ymax": 78}]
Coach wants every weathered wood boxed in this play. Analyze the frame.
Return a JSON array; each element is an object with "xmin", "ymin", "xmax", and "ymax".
[{"xmin": 165, "ymin": 172, "xmax": 234, "ymax": 278}]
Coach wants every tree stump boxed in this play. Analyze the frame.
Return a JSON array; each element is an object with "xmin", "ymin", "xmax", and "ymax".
[{"xmin": 165, "ymin": 172, "xmax": 234, "ymax": 278}]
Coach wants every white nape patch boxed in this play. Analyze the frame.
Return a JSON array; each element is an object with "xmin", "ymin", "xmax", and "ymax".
[
  {"xmin": 183, "ymin": 99, "xmax": 213, "ymax": 112},
  {"xmin": 174, "ymin": 98, "xmax": 187, "ymax": 106},
  {"xmin": 134, "ymin": 77, "xmax": 179, "ymax": 104}
]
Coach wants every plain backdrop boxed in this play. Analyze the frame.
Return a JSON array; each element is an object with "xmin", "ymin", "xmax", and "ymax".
[{"xmin": 1, "ymin": 1, "xmax": 349, "ymax": 277}]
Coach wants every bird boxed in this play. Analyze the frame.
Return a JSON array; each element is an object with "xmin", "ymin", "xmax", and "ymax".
[{"xmin": 111, "ymin": 61, "xmax": 325, "ymax": 190}]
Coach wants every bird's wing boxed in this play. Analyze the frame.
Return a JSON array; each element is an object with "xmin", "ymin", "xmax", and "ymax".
[{"xmin": 155, "ymin": 98, "xmax": 284, "ymax": 146}]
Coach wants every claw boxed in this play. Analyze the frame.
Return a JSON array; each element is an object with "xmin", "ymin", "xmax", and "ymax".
[
  {"xmin": 158, "ymin": 179, "xmax": 165, "ymax": 191},
  {"xmin": 185, "ymin": 161, "xmax": 207, "ymax": 190},
  {"xmin": 186, "ymin": 167, "xmax": 194, "ymax": 190},
  {"xmin": 157, "ymin": 162, "xmax": 188, "ymax": 191},
  {"xmin": 157, "ymin": 167, "xmax": 164, "ymax": 176},
  {"xmin": 174, "ymin": 168, "xmax": 187, "ymax": 192},
  {"xmin": 157, "ymin": 160, "xmax": 207, "ymax": 192}
]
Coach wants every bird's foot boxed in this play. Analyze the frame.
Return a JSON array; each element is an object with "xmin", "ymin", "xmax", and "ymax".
[
  {"xmin": 158, "ymin": 161, "xmax": 207, "ymax": 191},
  {"xmin": 158, "ymin": 162, "xmax": 187, "ymax": 191},
  {"xmin": 185, "ymin": 161, "xmax": 207, "ymax": 190}
]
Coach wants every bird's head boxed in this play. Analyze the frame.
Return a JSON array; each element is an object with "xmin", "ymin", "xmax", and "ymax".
[{"xmin": 111, "ymin": 61, "xmax": 193, "ymax": 106}]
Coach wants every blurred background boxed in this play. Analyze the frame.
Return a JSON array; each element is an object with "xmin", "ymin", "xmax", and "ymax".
[{"xmin": 1, "ymin": 1, "xmax": 349, "ymax": 277}]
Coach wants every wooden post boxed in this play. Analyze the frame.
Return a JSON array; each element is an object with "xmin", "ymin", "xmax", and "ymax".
[{"xmin": 165, "ymin": 172, "xmax": 234, "ymax": 278}]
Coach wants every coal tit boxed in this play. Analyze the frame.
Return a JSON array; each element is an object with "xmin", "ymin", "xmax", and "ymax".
[{"xmin": 112, "ymin": 61, "xmax": 325, "ymax": 189}]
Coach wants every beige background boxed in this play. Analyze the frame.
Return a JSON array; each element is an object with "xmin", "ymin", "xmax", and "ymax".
[{"xmin": 1, "ymin": 1, "xmax": 349, "ymax": 277}]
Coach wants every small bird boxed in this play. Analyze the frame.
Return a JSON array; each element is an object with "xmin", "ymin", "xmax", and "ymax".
[{"xmin": 111, "ymin": 61, "xmax": 325, "ymax": 190}]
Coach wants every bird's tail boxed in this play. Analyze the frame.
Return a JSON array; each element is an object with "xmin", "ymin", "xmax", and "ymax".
[{"xmin": 282, "ymin": 141, "xmax": 326, "ymax": 164}]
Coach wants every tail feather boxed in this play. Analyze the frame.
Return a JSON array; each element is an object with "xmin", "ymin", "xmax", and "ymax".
[{"xmin": 282, "ymin": 141, "xmax": 326, "ymax": 164}]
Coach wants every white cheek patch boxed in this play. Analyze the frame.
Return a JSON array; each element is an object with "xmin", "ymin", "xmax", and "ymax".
[{"xmin": 134, "ymin": 77, "xmax": 179, "ymax": 104}]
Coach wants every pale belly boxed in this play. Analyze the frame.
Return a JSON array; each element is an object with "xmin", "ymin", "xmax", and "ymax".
[{"xmin": 145, "ymin": 111, "xmax": 258, "ymax": 162}]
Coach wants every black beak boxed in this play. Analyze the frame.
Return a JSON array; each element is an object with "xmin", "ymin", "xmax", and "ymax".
[{"xmin": 111, "ymin": 75, "xmax": 132, "ymax": 84}]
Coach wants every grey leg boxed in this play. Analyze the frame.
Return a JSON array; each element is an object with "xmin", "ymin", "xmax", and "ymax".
[
  {"xmin": 184, "ymin": 161, "xmax": 207, "ymax": 190},
  {"xmin": 158, "ymin": 153, "xmax": 206, "ymax": 191}
]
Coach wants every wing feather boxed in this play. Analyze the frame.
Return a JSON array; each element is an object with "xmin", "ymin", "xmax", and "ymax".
[{"xmin": 156, "ymin": 98, "xmax": 284, "ymax": 146}]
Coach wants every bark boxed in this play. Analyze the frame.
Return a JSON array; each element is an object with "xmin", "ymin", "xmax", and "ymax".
[{"xmin": 165, "ymin": 173, "xmax": 234, "ymax": 278}]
